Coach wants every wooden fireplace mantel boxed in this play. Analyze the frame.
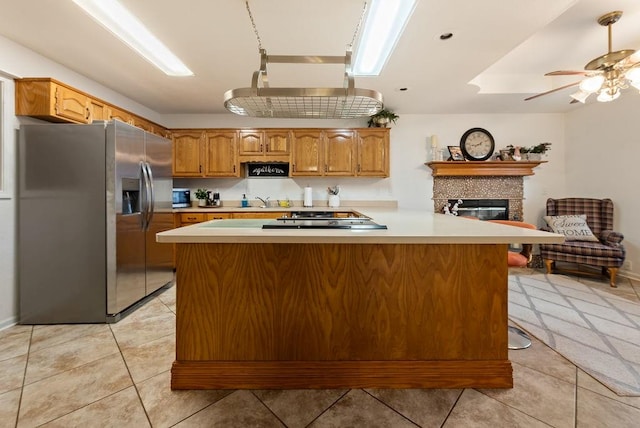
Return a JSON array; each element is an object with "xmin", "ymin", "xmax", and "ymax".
[{"xmin": 425, "ymin": 161, "xmax": 546, "ymax": 177}]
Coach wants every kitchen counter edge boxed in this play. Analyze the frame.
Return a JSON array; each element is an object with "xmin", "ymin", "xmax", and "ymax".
[{"xmin": 158, "ymin": 207, "xmax": 565, "ymax": 245}]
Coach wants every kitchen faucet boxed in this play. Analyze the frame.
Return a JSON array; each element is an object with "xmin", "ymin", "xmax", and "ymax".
[{"xmin": 256, "ymin": 196, "xmax": 270, "ymax": 208}]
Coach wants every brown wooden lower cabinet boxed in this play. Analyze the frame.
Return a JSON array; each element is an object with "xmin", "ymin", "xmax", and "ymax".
[
  {"xmin": 206, "ymin": 213, "xmax": 232, "ymax": 221},
  {"xmin": 231, "ymin": 212, "xmax": 286, "ymax": 219},
  {"xmin": 171, "ymin": 241, "xmax": 512, "ymax": 389}
]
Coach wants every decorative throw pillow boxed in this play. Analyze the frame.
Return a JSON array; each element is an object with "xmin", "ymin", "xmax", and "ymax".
[{"xmin": 543, "ymin": 214, "xmax": 600, "ymax": 242}]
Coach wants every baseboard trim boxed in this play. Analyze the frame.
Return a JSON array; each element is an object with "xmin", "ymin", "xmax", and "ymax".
[
  {"xmin": 0, "ymin": 316, "xmax": 18, "ymax": 331},
  {"xmin": 171, "ymin": 360, "xmax": 513, "ymax": 390}
]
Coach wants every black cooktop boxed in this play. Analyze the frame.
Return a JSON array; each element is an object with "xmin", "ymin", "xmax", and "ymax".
[{"xmin": 262, "ymin": 218, "xmax": 387, "ymax": 230}]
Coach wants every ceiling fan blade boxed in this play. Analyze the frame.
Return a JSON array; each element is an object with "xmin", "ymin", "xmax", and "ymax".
[
  {"xmin": 569, "ymin": 99, "xmax": 580, "ymax": 104},
  {"xmin": 545, "ymin": 70, "xmax": 588, "ymax": 76},
  {"xmin": 524, "ymin": 81, "xmax": 581, "ymax": 101}
]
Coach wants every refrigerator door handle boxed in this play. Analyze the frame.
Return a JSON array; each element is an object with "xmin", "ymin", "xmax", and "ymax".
[
  {"xmin": 144, "ymin": 162, "xmax": 155, "ymax": 229},
  {"xmin": 140, "ymin": 161, "xmax": 151, "ymax": 230}
]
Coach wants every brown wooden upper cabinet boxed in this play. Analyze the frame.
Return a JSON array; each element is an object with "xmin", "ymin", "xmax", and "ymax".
[
  {"xmin": 16, "ymin": 78, "xmax": 90, "ymax": 123},
  {"xmin": 172, "ymin": 130, "xmax": 241, "ymax": 178},
  {"xmin": 291, "ymin": 128, "xmax": 389, "ymax": 177},
  {"xmin": 357, "ymin": 129, "xmax": 390, "ymax": 177},
  {"xmin": 203, "ymin": 130, "xmax": 240, "ymax": 177},
  {"xmin": 88, "ymin": 99, "xmax": 108, "ymax": 122},
  {"xmin": 172, "ymin": 130, "xmax": 205, "ymax": 177},
  {"xmin": 54, "ymin": 83, "xmax": 91, "ymax": 123},
  {"xmin": 238, "ymin": 129, "xmax": 290, "ymax": 162},
  {"xmin": 324, "ymin": 130, "xmax": 356, "ymax": 176},
  {"xmin": 15, "ymin": 78, "xmax": 168, "ymax": 136},
  {"xmin": 291, "ymin": 130, "xmax": 323, "ymax": 176}
]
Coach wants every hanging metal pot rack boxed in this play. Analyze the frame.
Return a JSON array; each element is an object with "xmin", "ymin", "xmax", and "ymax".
[{"xmin": 224, "ymin": 1, "xmax": 384, "ymax": 119}]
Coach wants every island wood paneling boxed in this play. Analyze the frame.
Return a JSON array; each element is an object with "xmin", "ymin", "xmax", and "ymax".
[{"xmin": 172, "ymin": 242, "xmax": 511, "ymax": 389}]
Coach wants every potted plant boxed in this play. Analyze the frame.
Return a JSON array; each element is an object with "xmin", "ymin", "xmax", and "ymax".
[
  {"xmin": 505, "ymin": 143, "xmax": 551, "ymax": 160},
  {"xmin": 367, "ymin": 109, "xmax": 399, "ymax": 127},
  {"xmin": 526, "ymin": 142, "xmax": 552, "ymax": 160},
  {"xmin": 195, "ymin": 188, "xmax": 209, "ymax": 207}
]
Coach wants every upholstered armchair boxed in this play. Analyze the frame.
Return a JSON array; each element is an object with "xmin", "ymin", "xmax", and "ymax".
[{"xmin": 540, "ymin": 198, "xmax": 625, "ymax": 287}]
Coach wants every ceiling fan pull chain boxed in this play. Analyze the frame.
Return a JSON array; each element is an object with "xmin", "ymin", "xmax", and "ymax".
[
  {"xmin": 348, "ymin": 1, "xmax": 368, "ymax": 51},
  {"xmin": 245, "ymin": 0, "xmax": 263, "ymax": 52}
]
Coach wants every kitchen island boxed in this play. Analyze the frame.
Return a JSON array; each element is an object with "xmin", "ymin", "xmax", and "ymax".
[{"xmin": 157, "ymin": 208, "xmax": 563, "ymax": 390}]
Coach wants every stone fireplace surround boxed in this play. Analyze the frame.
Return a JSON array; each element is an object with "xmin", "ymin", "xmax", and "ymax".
[
  {"xmin": 426, "ymin": 161, "xmax": 546, "ymax": 221},
  {"xmin": 435, "ymin": 176, "xmax": 523, "ymax": 220}
]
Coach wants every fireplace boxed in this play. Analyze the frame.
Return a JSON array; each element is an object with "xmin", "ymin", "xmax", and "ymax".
[
  {"xmin": 426, "ymin": 161, "xmax": 546, "ymax": 221},
  {"xmin": 448, "ymin": 199, "xmax": 508, "ymax": 220},
  {"xmin": 433, "ymin": 176, "xmax": 523, "ymax": 220}
]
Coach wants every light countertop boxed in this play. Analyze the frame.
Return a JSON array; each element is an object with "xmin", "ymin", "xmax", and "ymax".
[
  {"xmin": 158, "ymin": 206, "xmax": 565, "ymax": 245},
  {"xmin": 172, "ymin": 199, "xmax": 397, "ymax": 214}
]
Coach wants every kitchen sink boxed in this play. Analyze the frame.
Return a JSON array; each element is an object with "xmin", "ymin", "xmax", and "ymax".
[{"xmin": 262, "ymin": 218, "xmax": 387, "ymax": 230}]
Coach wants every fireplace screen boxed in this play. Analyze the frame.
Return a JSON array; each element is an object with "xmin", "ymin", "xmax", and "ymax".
[{"xmin": 448, "ymin": 199, "xmax": 508, "ymax": 220}]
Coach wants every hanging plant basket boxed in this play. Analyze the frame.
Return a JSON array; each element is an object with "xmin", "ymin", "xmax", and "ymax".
[{"xmin": 367, "ymin": 109, "xmax": 399, "ymax": 127}]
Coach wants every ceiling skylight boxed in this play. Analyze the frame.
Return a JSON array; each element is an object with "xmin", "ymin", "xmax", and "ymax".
[
  {"xmin": 71, "ymin": 0, "xmax": 193, "ymax": 76},
  {"xmin": 353, "ymin": 0, "xmax": 418, "ymax": 76}
]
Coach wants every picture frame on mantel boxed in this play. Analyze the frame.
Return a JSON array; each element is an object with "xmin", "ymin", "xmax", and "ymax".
[
  {"xmin": 448, "ymin": 146, "xmax": 466, "ymax": 161},
  {"xmin": 499, "ymin": 149, "xmax": 513, "ymax": 161}
]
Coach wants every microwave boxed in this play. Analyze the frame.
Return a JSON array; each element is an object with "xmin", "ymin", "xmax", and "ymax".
[{"xmin": 172, "ymin": 188, "xmax": 191, "ymax": 208}]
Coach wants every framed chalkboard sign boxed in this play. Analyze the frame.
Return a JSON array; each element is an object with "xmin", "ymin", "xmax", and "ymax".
[{"xmin": 246, "ymin": 162, "xmax": 290, "ymax": 178}]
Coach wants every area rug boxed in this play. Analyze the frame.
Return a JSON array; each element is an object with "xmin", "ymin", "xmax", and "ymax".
[{"xmin": 508, "ymin": 274, "xmax": 640, "ymax": 396}]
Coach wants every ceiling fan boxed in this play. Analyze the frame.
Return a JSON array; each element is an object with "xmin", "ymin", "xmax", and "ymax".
[{"xmin": 525, "ymin": 11, "xmax": 640, "ymax": 104}]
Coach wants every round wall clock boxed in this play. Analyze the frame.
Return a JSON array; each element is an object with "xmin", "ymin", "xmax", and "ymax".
[{"xmin": 459, "ymin": 128, "xmax": 495, "ymax": 161}]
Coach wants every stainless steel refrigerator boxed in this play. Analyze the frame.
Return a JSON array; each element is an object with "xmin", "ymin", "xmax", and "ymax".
[{"xmin": 18, "ymin": 120, "xmax": 174, "ymax": 323}]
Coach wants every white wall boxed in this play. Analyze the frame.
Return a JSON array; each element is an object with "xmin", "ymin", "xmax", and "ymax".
[
  {"xmin": 565, "ymin": 94, "xmax": 640, "ymax": 280},
  {"xmin": 0, "ymin": 74, "xmax": 17, "ymax": 329}
]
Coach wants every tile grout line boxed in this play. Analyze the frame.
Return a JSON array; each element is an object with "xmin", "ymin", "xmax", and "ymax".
[
  {"xmin": 108, "ymin": 323, "xmax": 154, "ymax": 428},
  {"xmin": 474, "ymin": 388, "xmax": 559, "ymax": 427},
  {"xmin": 440, "ymin": 388, "xmax": 466, "ymax": 427},
  {"xmin": 302, "ymin": 389, "xmax": 351, "ymax": 428},
  {"xmin": 19, "ymin": 326, "xmax": 138, "ymax": 426},
  {"xmin": 574, "ymin": 368, "xmax": 579, "ymax": 427},
  {"xmin": 13, "ymin": 325, "xmax": 33, "ymax": 428},
  {"xmin": 166, "ymin": 390, "xmax": 235, "ymax": 427},
  {"xmin": 20, "ymin": 329, "xmax": 121, "ymax": 387},
  {"xmin": 360, "ymin": 389, "xmax": 423, "ymax": 427},
  {"xmin": 248, "ymin": 390, "xmax": 289, "ymax": 427}
]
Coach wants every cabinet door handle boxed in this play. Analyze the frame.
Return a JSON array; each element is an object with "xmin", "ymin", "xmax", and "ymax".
[
  {"xmin": 233, "ymin": 165, "xmax": 236, "ymax": 173},
  {"xmin": 325, "ymin": 165, "xmax": 328, "ymax": 172},
  {"xmin": 266, "ymin": 143, "xmax": 269, "ymax": 152},
  {"xmin": 199, "ymin": 165, "xmax": 202, "ymax": 173},
  {"xmin": 260, "ymin": 143, "xmax": 263, "ymax": 152}
]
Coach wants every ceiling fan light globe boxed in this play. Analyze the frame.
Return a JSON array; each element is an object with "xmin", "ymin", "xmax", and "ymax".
[
  {"xmin": 625, "ymin": 67, "xmax": 640, "ymax": 84},
  {"xmin": 597, "ymin": 89, "xmax": 620, "ymax": 102},
  {"xmin": 570, "ymin": 90, "xmax": 589, "ymax": 103},
  {"xmin": 579, "ymin": 75, "xmax": 605, "ymax": 93}
]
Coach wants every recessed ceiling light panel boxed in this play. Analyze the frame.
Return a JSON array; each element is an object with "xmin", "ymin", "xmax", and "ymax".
[
  {"xmin": 353, "ymin": 0, "xmax": 418, "ymax": 76},
  {"xmin": 72, "ymin": 0, "xmax": 193, "ymax": 76}
]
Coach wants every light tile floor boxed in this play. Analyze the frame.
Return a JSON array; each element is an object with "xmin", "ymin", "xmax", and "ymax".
[{"xmin": 1, "ymin": 269, "xmax": 640, "ymax": 427}]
